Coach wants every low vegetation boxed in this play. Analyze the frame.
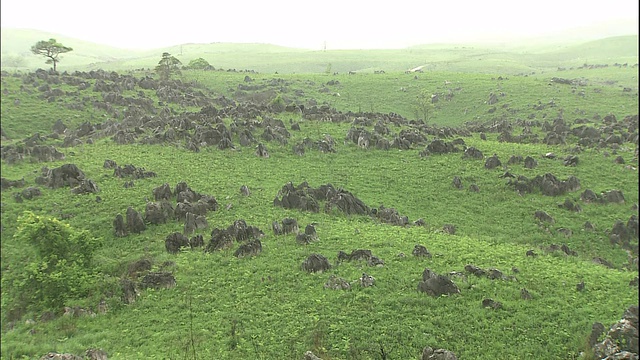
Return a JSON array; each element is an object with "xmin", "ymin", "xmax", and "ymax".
[{"xmin": 0, "ymin": 35, "xmax": 638, "ymax": 360}]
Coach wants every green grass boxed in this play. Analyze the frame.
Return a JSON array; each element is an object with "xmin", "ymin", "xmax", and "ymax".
[{"xmin": 0, "ymin": 45, "xmax": 638, "ymax": 359}]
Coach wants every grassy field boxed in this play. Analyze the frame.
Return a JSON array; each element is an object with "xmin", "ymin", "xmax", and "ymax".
[{"xmin": 0, "ymin": 34, "xmax": 638, "ymax": 360}]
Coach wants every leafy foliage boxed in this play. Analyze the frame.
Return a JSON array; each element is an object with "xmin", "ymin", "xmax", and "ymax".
[
  {"xmin": 269, "ymin": 93, "xmax": 285, "ymax": 111},
  {"xmin": 30, "ymin": 38, "xmax": 73, "ymax": 72},
  {"xmin": 413, "ymin": 88, "xmax": 436, "ymax": 122},
  {"xmin": 2, "ymin": 212, "xmax": 99, "ymax": 315},
  {"xmin": 155, "ymin": 52, "xmax": 182, "ymax": 81},
  {"xmin": 186, "ymin": 57, "xmax": 212, "ymax": 70}
]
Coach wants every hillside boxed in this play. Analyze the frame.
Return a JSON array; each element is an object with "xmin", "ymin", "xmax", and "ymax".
[
  {"xmin": 1, "ymin": 28, "xmax": 638, "ymax": 75},
  {"xmin": 0, "ymin": 44, "xmax": 638, "ymax": 360}
]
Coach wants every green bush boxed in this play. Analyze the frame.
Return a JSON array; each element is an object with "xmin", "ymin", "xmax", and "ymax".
[
  {"xmin": 2, "ymin": 212, "xmax": 100, "ymax": 316},
  {"xmin": 270, "ymin": 93, "xmax": 285, "ymax": 112},
  {"xmin": 186, "ymin": 57, "xmax": 212, "ymax": 70}
]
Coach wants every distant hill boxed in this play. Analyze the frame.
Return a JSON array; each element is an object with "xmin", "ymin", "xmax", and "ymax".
[
  {"xmin": 1, "ymin": 27, "xmax": 637, "ymax": 74},
  {"xmin": 0, "ymin": 28, "xmax": 144, "ymax": 67},
  {"xmin": 537, "ymin": 35, "xmax": 639, "ymax": 63}
]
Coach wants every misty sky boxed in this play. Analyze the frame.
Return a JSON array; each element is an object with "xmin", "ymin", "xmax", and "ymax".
[{"xmin": 1, "ymin": 0, "xmax": 638, "ymax": 50}]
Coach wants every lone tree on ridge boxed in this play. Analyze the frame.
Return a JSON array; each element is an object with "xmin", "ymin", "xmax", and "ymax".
[
  {"xmin": 155, "ymin": 52, "xmax": 182, "ymax": 81},
  {"xmin": 30, "ymin": 38, "xmax": 73, "ymax": 72}
]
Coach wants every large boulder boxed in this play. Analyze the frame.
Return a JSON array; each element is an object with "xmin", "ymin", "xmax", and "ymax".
[
  {"xmin": 417, "ymin": 268, "xmax": 460, "ymax": 297},
  {"xmin": 144, "ymin": 201, "xmax": 174, "ymax": 225},
  {"xmin": 113, "ymin": 214, "xmax": 127, "ymax": 237},
  {"xmin": 302, "ymin": 254, "xmax": 331, "ymax": 273},
  {"xmin": 484, "ymin": 154, "xmax": 502, "ymax": 169},
  {"xmin": 126, "ymin": 207, "xmax": 146, "ymax": 234},
  {"xmin": 524, "ymin": 156, "xmax": 538, "ymax": 169},
  {"xmin": 70, "ymin": 179, "xmax": 100, "ymax": 195},
  {"xmin": 592, "ymin": 305, "xmax": 639, "ymax": 359},
  {"xmin": 165, "ymin": 232, "xmax": 190, "ymax": 254},
  {"xmin": 44, "ymin": 164, "xmax": 86, "ymax": 189},
  {"xmin": 234, "ymin": 239, "xmax": 262, "ymax": 258},
  {"xmin": 463, "ymin": 146, "xmax": 484, "ymax": 159},
  {"xmin": 152, "ymin": 183, "xmax": 173, "ymax": 201}
]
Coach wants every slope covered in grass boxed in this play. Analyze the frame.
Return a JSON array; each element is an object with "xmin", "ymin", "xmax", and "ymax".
[{"xmin": 0, "ymin": 51, "xmax": 638, "ymax": 360}]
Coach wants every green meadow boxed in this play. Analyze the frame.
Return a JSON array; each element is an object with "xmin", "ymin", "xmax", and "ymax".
[{"xmin": 0, "ymin": 30, "xmax": 638, "ymax": 359}]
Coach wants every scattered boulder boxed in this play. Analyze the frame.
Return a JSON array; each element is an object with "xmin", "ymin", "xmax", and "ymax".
[
  {"xmin": 296, "ymin": 224, "xmax": 319, "ymax": 244},
  {"xmin": 140, "ymin": 272, "xmax": 176, "ymax": 289},
  {"xmin": 113, "ymin": 214, "xmax": 127, "ymax": 237},
  {"xmin": 1, "ymin": 177, "xmax": 25, "ymax": 190},
  {"xmin": 127, "ymin": 258, "xmax": 152, "ymax": 278},
  {"xmin": 558, "ymin": 198, "xmax": 582, "ymax": 212},
  {"xmin": 589, "ymin": 322, "xmax": 607, "ymax": 347},
  {"xmin": 183, "ymin": 212, "xmax": 197, "ymax": 235},
  {"xmin": 326, "ymin": 188, "xmax": 370, "ymax": 215},
  {"xmin": 301, "ymin": 254, "xmax": 331, "ymax": 273},
  {"xmin": 484, "ymin": 154, "xmax": 502, "ymax": 169},
  {"xmin": 255, "ymin": 143, "xmax": 269, "ymax": 158},
  {"xmin": 581, "ymin": 189, "xmax": 599, "ymax": 203},
  {"xmin": 591, "ymin": 305, "xmax": 639, "ymax": 359},
  {"xmin": 520, "ymin": 288, "xmax": 532, "ymax": 300},
  {"xmin": 463, "ymin": 146, "xmax": 484, "ymax": 159},
  {"xmin": 418, "ymin": 268, "xmax": 460, "ymax": 297},
  {"xmin": 482, "ymin": 298, "xmax": 503, "ymax": 310},
  {"xmin": 359, "ymin": 272, "xmax": 375, "ymax": 287},
  {"xmin": 152, "ymin": 183, "xmax": 173, "ymax": 201},
  {"xmin": 281, "ymin": 218, "xmax": 299, "ymax": 234},
  {"xmin": 240, "ymin": 185, "xmax": 251, "ymax": 196},
  {"xmin": 421, "ymin": 139, "xmax": 460, "ymax": 156},
  {"xmin": 593, "ymin": 257, "xmax": 616, "ymax": 269},
  {"xmin": 234, "ymin": 239, "xmax": 262, "ymax": 257},
  {"xmin": 421, "ymin": 346, "xmax": 458, "ymax": 360},
  {"xmin": 165, "ymin": 232, "xmax": 190, "ymax": 254},
  {"xmin": 206, "ymin": 228, "xmax": 235, "ymax": 252},
  {"xmin": 604, "ymin": 190, "xmax": 626, "ymax": 204},
  {"xmin": 144, "ymin": 201, "xmax": 174, "ymax": 225},
  {"xmin": 524, "ymin": 156, "xmax": 538, "ymax": 169},
  {"xmin": 304, "ymin": 351, "xmax": 323, "ymax": 360},
  {"xmin": 85, "ymin": 348, "xmax": 108, "ymax": 360},
  {"xmin": 20, "ymin": 187, "xmax": 41, "ymax": 200},
  {"xmin": 464, "ymin": 264, "xmax": 487, "ymax": 277},
  {"xmin": 452, "ymin": 176, "xmax": 463, "ymax": 189},
  {"xmin": 70, "ymin": 179, "xmax": 99, "ymax": 195},
  {"xmin": 507, "ymin": 155, "xmax": 523, "ymax": 165},
  {"xmin": 120, "ymin": 278, "xmax": 139, "ymax": 304},
  {"xmin": 563, "ymin": 155, "xmax": 579, "ymax": 167},
  {"xmin": 43, "ymin": 164, "xmax": 85, "ymax": 189},
  {"xmin": 39, "ymin": 353, "xmax": 83, "ymax": 360},
  {"xmin": 126, "ymin": 207, "xmax": 146, "ymax": 234},
  {"xmin": 324, "ymin": 275, "xmax": 351, "ymax": 290},
  {"xmin": 442, "ymin": 224, "xmax": 456, "ymax": 235},
  {"xmin": 469, "ymin": 184, "xmax": 480, "ymax": 192},
  {"xmin": 103, "ymin": 159, "xmax": 117, "ymax": 169},
  {"xmin": 509, "ymin": 173, "xmax": 580, "ymax": 196},
  {"xmin": 375, "ymin": 205, "xmax": 409, "ymax": 226},
  {"xmin": 412, "ymin": 244, "xmax": 432, "ymax": 258},
  {"xmin": 337, "ymin": 249, "xmax": 384, "ymax": 266},
  {"xmin": 113, "ymin": 164, "xmax": 157, "ymax": 179}
]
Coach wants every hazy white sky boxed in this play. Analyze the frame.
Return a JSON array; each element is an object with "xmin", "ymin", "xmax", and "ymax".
[{"xmin": 1, "ymin": 0, "xmax": 638, "ymax": 50}]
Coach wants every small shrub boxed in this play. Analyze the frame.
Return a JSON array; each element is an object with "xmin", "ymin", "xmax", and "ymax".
[{"xmin": 2, "ymin": 212, "xmax": 100, "ymax": 318}]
